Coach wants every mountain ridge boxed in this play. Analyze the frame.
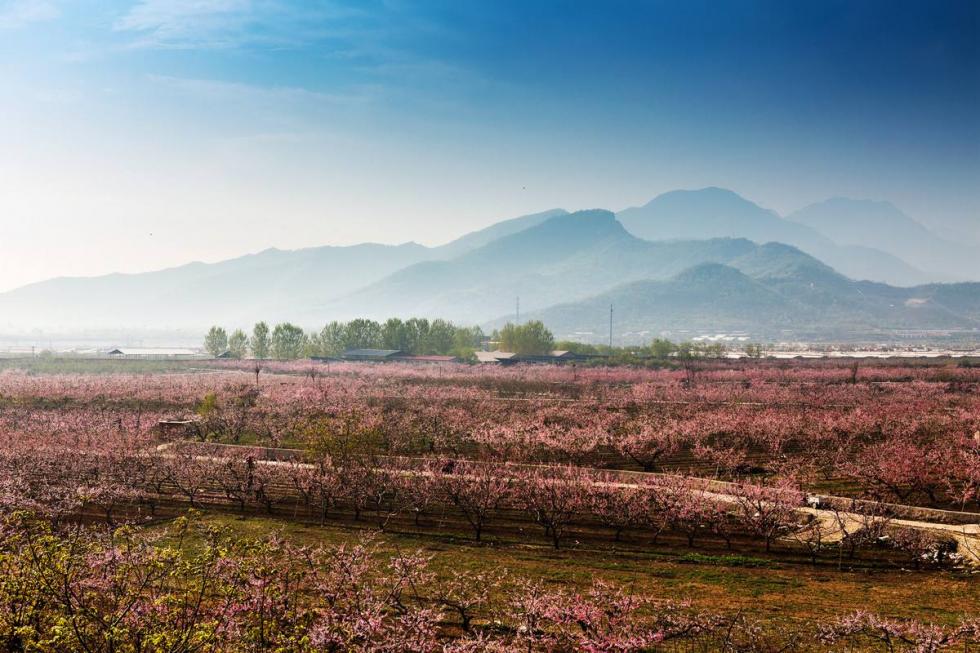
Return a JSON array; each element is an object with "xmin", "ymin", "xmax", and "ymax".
[
  {"xmin": 0, "ymin": 210, "xmax": 566, "ymax": 330},
  {"xmin": 617, "ymin": 187, "xmax": 933, "ymax": 286},
  {"xmin": 1, "ymin": 190, "xmax": 976, "ymax": 343},
  {"xmin": 516, "ymin": 259, "xmax": 980, "ymax": 342},
  {"xmin": 315, "ymin": 210, "xmax": 808, "ymax": 324},
  {"xmin": 788, "ymin": 197, "xmax": 976, "ymax": 281}
]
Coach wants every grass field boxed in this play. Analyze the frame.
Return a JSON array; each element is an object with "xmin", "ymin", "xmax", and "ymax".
[{"xmin": 185, "ymin": 511, "xmax": 980, "ymax": 629}]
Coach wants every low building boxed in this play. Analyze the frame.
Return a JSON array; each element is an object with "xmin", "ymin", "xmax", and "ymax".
[
  {"xmin": 396, "ymin": 354, "xmax": 460, "ymax": 364},
  {"xmin": 337, "ymin": 350, "xmax": 460, "ymax": 363},
  {"xmin": 475, "ymin": 350, "xmax": 518, "ymax": 364},
  {"xmin": 340, "ymin": 348, "xmax": 404, "ymax": 361},
  {"xmin": 105, "ymin": 347, "xmax": 204, "ymax": 360},
  {"xmin": 476, "ymin": 350, "xmax": 587, "ymax": 365},
  {"xmin": 514, "ymin": 351, "xmax": 574, "ymax": 363},
  {"xmin": 155, "ymin": 418, "xmax": 200, "ymax": 438}
]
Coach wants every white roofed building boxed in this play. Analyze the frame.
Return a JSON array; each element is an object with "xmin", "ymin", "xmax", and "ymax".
[{"xmin": 105, "ymin": 347, "xmax": 204, "ymax": 360}]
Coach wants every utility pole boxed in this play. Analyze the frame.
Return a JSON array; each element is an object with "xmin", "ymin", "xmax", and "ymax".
[
  {"xmin": 609, "ymin": 304, "xmax": 613, "ymax": 349},
  {"xmin": 516, "ymin": 296, "xmax": 520, "ymax": 324}
]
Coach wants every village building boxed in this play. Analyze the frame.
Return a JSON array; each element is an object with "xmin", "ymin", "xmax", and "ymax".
[{"xmin": 105, "ymin": 347, "xmax": 204, "ymax": 360}]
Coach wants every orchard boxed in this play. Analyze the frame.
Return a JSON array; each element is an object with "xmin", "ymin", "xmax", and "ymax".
[{"xmin": 0, "ymin": 358, "xmax": 978, "ymax": 651}]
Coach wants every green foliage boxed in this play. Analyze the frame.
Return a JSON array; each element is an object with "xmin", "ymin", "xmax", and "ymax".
[
  {"xmin": 676, "ymin": 552, "xmax": 774, "ymax": 568},
  {"xmin": 744, "ymin": 343, "xmax": 766, "ymax": 358},
  {"xmin": 345, "ymin": 318, "xmax": 384, "ymax": 350},
  {"xmin": 425, "ymin": 319, "xmax": 455, "ymax": 355},
  {"xmin": 212, "ymin": 318, "xmax": 483, "ymax": 360},
  {"xmin": 312, "ymin": 321, "xmax": 346, "ymax": 357},
  {"xmin": 196, "ymin": 392, "xmax": 219, "ymax": 417},
  {"xmin": 270, "ymin": 322, "xmax": 306, "ymax": 359},
  {"xmin": 546, "ymin": 337, "xmax": 732, "ymax": 366},
  {"xmin": 381, "ymin": 317, "xmax": 411, "ymax": 352},
  {"xmin": 307, "ymin": 317, "xmax": 483, "ymax": 358},
  {"xmin": 251, "ymin": 322, "xmax": 270, "ymax": 359},
  {"xmin": 499, "ymin": 321, "xmax": 555, "ymax": 355},
  {"xmin": 203, "ymin": 326, "xmax": 228, "ymax": 357},
  {"xmin": 451, "ymin": 325, "xmax": 484, "ymax": 358},
  {"xmin": 227, "ymin": 329, "xmax": 249, "ymax": 359},
  {"xmin": 677, "ymin": 341, "xmax": 728, "ymax": 359},
  {"xmin": 553, "ymin": 341, "xmax": 600, "ymax": 355},
  {"xmin": 650, "ymin": 338, "xmax": 678, "ymax": 359}
]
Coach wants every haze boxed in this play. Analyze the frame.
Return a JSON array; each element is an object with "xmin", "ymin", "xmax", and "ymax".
[{"xmin": 1, "ymin": 0, "xmax": 977, "ymax": 293}]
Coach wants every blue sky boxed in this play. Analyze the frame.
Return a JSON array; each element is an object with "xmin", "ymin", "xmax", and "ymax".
[{"xmin": 0, "ymin": 0, "xmax": 977, "ymax": 291}]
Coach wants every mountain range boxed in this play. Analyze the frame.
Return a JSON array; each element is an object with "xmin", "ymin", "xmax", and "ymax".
[
  {"xmin": 525, "ymin": 255, "xmax": 980, "ymax": 342},
  {"xmin": 787, "ymin": 197, "xmax": 977, "ymax": 282},
  {"xmin": 1, "ymin": 188, "xmax": 977, "ymax": 343},
  {"xmin": 618, "ymin": 188, "xmax": 957, "ymax": 286}
]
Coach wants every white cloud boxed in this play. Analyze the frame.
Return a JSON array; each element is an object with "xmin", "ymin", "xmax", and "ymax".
[
  {"xmin": 0, "ymin": 0, "xmax": 59, "ymax": 29},
  {"xmin": 114, "ymin": 0, "xmax": 254, "ymax": 48},
  {"xmin": 113, "ymin": 0, "xmax": 357, "ymax": 50},
  {"xmin": 147, "ymin": 73, "xmax": 376, "ymax": 111},
  {"xmin": 117, "ymin": 0, "xmax": 246, "ymax": 29}
]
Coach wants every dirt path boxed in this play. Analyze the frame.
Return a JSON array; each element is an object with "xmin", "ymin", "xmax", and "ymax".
[{"xmin": 798, "ymin": 506, "xmax": 980, "ymax": 563}]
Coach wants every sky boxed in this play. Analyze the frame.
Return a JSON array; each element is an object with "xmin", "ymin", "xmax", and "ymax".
[{"xmin": 0, "ymin": 0, "xmax": 977, "ymax": 292}]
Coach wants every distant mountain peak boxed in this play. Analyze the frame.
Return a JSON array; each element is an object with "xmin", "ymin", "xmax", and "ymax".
[
  {"xmin": 657, "ymin": 186, "xmax": 744, "ymax": 199},
  {"xmin": 755, "ymin": 241, "xmax": 805, "ymax": 255},
  {"xmin": 616, "ymin": 189, "xmax": 937, "ymax": 286},
  {"xmin": 672, "ymin": 261, "xmax": 748, "ymax": 282},
  {"xmin": 433, "ymin": 208, "xmax": 568, "ymax": 259},
  {"xmin": 640, "ymin": 187, "xmax": 776, "ymax": 213},
  {"xmin": 481, "ymin": 209, "xmax": 626, "ymax": 247},
  {"xmin": 619, "ymin": 187, "xmax": 787, "ymax": 236},
  {"xmin": 787, "ymin": 198, "xmax": 977, "ymax": 282},
  {"xmin": 457, "ymin": 209, "xmax": 629, "ymax": 266},
  {"xmin": 793, "ymin": 197, "xmax": 917, "ymax": 228},
  {"xmin": 532, "ymin": 208, "xmax": 623, "ymax": 235}
]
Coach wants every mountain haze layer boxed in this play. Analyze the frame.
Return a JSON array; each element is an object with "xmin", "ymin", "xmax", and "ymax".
[
  {"xmin": 521, "ymin": 242, "xmax": 980, "ymax": 342},
  {"xmin": 431, "ymin": 209, "xmax": 568, "ymax": 259},
  {"xmin": 317, "ymin": 210, "xmax": 812, "ymax": 324},
  {"xmin": 0, "ymin": 242, "xmax": 430, "ymax": 330},
  {"xmin": 788, "ymin": 198, "xmax": 977, "ymax": 282},
  {"xmin": 617, "ymin": 188, "xmax": 933, "ymax": 286},
  {"xmin": 1, "ymin": 190, "xmax": 976, "ymax": 344},
  {"xmin": 0, "ymin": 210, "xmax": 566, "ymax": 331}
]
